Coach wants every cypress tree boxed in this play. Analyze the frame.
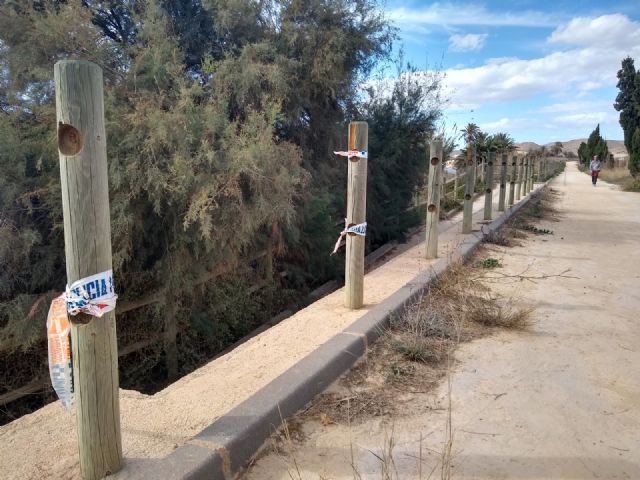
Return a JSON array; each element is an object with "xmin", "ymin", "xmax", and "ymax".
[{"xmin": 614, "ymin": 57, "xmax": 638, "ymax": 159}]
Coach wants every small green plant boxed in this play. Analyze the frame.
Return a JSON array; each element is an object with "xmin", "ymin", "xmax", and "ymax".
[
  {"xmin": 475, "ymin": 258, "xmax": 502, "ymax": 268},
  {"xmin": 522, "ymin": 224, "xmax": 553, "ymax": 235},
  {"xmin": 624, "ymin": 179, "xmax": 640, "ymax": 192}
]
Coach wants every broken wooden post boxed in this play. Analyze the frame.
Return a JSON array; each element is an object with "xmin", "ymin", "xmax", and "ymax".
[
  {"xmin": 345, "ymin": 122, "xmax": 368, "ymax": 309},
  {"xmin": 462, "ymin": 148, "xmax": 476, "ymax": 234},
  {"xmin": 508, "ymin": 155, "xmax": 516, "ymax": 206},
  {"xmin": 515, "ymin": 156, "xmax": 524, "ymax": 201},
  {"xmin": 425, "ymin": 138, "xmax": 443, "ymax": 259},
  {"xmin": 484, "ymin": 151, "xmax": 495, "ymax": 220},
  {"xmin": 55, "ymin": 60, "xmax": 122, "ymax": 479},
  {"xmin": 498, "ymin": 153, "xmax": 507, "ymax": 212}
]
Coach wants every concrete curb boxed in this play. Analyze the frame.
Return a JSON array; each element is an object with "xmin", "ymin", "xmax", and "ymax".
[{"xmin": 122, "ymin": 181, "xmax": 552, "ymax": 480}]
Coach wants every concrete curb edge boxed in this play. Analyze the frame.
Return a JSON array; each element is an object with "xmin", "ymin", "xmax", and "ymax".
[{"xmin": 123, "ymin": 180, "xmax": 553, "ymax": 480}]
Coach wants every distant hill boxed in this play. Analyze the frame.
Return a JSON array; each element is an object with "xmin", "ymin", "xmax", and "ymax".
[
  {"xmin": 514, "ymin": 139, "xmax": 628, "ymax": 158},
  {"xmin": 453, "ymin": 139, "xmax": 627, "ymax": 159},
  {"xmin": 554, "ymin": 139, "xmax": 627, "ymax": 158}
]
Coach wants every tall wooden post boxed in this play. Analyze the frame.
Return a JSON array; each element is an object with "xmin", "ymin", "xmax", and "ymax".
[
  {"xmin": 522, "ymin": 155, "xmax": 531, "ymax": 197},
  {"xmin": 526, "ymin": 157, "xmax": 533, "ymax": 193},
  {"xmin": 498, "ymin": 153, "xmax": 507, "ymax": 212},
  {"xmin": 508, "ymin": 155, "xmax": 516, "ymax": 206},
  {"xmin": 462, "ymin": 148, "xmax": 476, "ymax": 234},
  {"xmin": 483, "ymin": 151, "xmax": 495, "ymax": 220},
  {"xmin": 425, "ymin": 139, "xmax": 443, "ymax": 259},
  {"xmin": 55, "ymin": 60, "xmax": 122, "ymax": 479},
  {"xmin": 529, "ymin": 157, "xmax": 535, "ymax": 191},
  {"xmin": 515, "ymin": 157, "xmax": 524, "ymax": 201},
  {"xmin": 345, "ymin": 122, "xmax": 368, "ymax": 310},
  {"xmin": 453, "ymin": 174, "xmax": 459, "ymax": 200}
]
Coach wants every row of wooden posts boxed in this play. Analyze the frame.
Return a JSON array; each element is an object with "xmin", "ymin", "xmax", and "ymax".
[
  {"xmin": 52, "ymin": 60, "xmax": 550, "ymax": 479},
  {"xmin": 344, "ymin": 131, "xmax": 549, "ymax": 305}
]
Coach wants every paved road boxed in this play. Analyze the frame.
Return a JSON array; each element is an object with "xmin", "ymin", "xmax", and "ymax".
[{"xmin": 246, "ymin": 162, "xmax": 640, "ymax": 479}]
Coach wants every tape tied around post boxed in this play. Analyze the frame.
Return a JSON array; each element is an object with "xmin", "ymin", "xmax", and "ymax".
[
  {"xmin": 334, "ymin": 150, "xmax": 367, "ymax": 160},
  {"xmin": 64, "ymin": 269, "xmax": 118, "ymax": 317},
  {"xmin": 331, "ymin": 220, "xmax": 367, "ymax": 255},
  {"xmin": 47, "ymin": 296, "xmax": 74, "ymax": 410}
]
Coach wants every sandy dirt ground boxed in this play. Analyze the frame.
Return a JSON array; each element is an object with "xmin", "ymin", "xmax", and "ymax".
[
  {"xmin": 244, "ymin": 162, "xmax": 640, "ymax": 479},
  {"xmin": 1, "ymin": 176, "xmax": 514, "ymax": 479}
]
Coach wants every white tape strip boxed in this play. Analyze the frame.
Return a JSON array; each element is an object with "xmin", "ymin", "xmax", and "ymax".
[
  {"xmin": 65, "ymin": 269, "xmax": 118, "ymax": 317},
  {"xmin": 334, "ymin": 150, "xmax": 367, "ymax": 159},
  {"xmin": 331, "ymin": 220, "xmax": 367, "ymax": 255}
]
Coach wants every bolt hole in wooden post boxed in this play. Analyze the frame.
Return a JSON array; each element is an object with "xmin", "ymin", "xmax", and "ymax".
[
  {"xmin": 427, "ymin": 204, "xmax": 437, "ymax": 212},
  {"xmin": 465, "ymin": 194, "xmax": 472, "ymax": 200},
  {"xmin": 58, "ymin": 122, "xmax": 84, "ymax": 156}
]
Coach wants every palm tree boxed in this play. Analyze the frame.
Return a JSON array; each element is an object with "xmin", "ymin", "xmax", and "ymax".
[
  {"xmin": 490, "ymin": 132, "xmax": 516, "ymax": 153},
  {"xmin": 461, "ymin": 123, "xmax": 481, "ymax": 146}
]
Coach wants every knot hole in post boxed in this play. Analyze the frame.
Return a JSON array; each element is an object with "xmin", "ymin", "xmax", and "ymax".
[
  {"xmin": 464, "ymin": 194, "xmax": 472, "ymax": 200},
  {"xmin": 427, "ymin": 204, "xmax": 437, "ymax": 212},
  {"xmin": 430, "ymin": 157, "xmax": 439, "ymax": 166},
  {"xmin": 488, "ymin": 162, "xmax": 493, "ymax": 167},
  {"xmin": 58, "ymin": 122, "xmax": 84, "ymax": 156},
  {"xmin": 486, "ymin": 188, "xmax": 492, "ymax": 193}
]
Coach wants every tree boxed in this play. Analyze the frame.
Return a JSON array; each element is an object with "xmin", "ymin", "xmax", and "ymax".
[
  {"xmin": 461, "ymin": 123, "xmax": 481, "ymax": 146},
  {"xmin": 577, "ymin": 142, "xmax": 588, "ymax": 164},
  {"xmin": 614, "ymin": 57, "xmax": 638, "ymax": 159},
  {"xmin": 489, "ymin": 132, "xmax": 515, "ymax": 152},
  {"xmin": 631, "ymin": 127, "xmax": 640, "ymax": 176},
  {"xmin": 578, "ymin": 124, "xmax": 609, "ymax": 166},
  {"xmin": 550, "ymin": 142, "xmax": 563, "ymax": 156}
]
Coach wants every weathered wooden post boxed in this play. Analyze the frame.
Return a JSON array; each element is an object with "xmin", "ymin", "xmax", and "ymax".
[
  {"xmin": 530, "ymin": 157, "xmax": 536, "ymax": 191},
  {"xmin": 508, "ymin": 155, "xmax": 516, "ymax": 206},
  {"xmin": 515, "ymin": 156, "xmax": 524, "ymax": 201},
  {"xmin": 462, "ymin": 148, "xmax": 476, "ymax": 234},
  {"xmin": 453, "ymin": 174, "xmax": 459, "ymax": 200},
  {"xmin": 345, "ymin": 122, "xmax": 368, "ymax": 309},
  {"xmin": 483, "ymin": 151, "xmax": 495, "ymax": 220},
  {"xmin": 523, "ymin": 157, "xmax": 530, "ymax": 196},
  {"xmin": 425, "ymin": 138, "xmax": 443, "ymax": 259},
  {"xmin": 498, "ymin": 153, "xmax": 507, "ymax": 211},
  {"xmin": 55, "ymin": 60, "xmax": 122, "ymax": 479}
]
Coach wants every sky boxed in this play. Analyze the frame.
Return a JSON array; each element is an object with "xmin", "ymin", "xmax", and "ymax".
[{"xmin": 385, "ymin": 0, "xmax": 640, "ymax": 145}]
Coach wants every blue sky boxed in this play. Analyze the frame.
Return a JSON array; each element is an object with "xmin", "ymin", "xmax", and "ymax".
[{"xmin": 384, "ymin": 1, "xmax": 640, "ymax": 145}]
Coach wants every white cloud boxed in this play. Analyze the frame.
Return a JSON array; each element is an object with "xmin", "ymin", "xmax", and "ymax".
[
  {"xmin": 440, "ymin": 14, "xmax": 640, "ymax": 107},
  {"xmin": 389, "ymin": 3, "xmax": 557, "ymax": 31},
  {"xmin": 553, "ymin": 112, "xmax": 617, "ymax": 126},
  {"xmin": 449, "ymin": 33, "xmax": 488, "ymax": 52},
  {"xmin": 548, "ymin": 14, "xmax": 640, "ymax": 49}
]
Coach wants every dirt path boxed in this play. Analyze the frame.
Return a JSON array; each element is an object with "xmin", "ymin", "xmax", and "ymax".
[{"xmin": 244, "ymin": 162, "xmax": 640, "ymax": 479}]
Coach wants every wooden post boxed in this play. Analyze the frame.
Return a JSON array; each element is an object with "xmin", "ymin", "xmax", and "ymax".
[
  {"xmin": 508, "ymin": 155, "xmax": 516, "ymax": 206},
  {"xmin": 530, "ymin": 157, "xmax": 535, "ymax": 191},
  {"xmin": 425, "ymin": 138, "xmax": 443, "ymax": 259},
  {"xmin": 345, "ymin": 122, "xmax": 368, "ymax": 309},
  {"xmin": 483, "ymin": 151, "xmax": 495, "ymax": 220},
  {"xmin": 498, "ymin": 153, "xmax": 507, "ymax": 212},
  {"xmin": 462, "ymin": 148, "xmax": 476, "ymax": 234},
  {"xmin": 526, "ymin": 157, "xmax": 533, "ymax": 193},
  {"xmin": 55, "ymin": 60, "xmax": 122, "ymax": 479},
  {"xmin": 523, "ymin": 157, "xmax": 528, "ymax": 195},
  {"xmin": 453, "ymin": 174, "xmax": 459, "ymax": 200},
  {"xmin": 515, "ymin": 157, "xmax": 524, "ymax": 201}
]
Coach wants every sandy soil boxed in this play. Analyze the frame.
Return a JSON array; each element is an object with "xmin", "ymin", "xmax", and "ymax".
[
  {"xmin": 244, "ymin": 162, "xmax": 640, "ymax": 479},
  {"xmin": 0, "ymin": 181, "xmax": 507, "ymax": 479}
]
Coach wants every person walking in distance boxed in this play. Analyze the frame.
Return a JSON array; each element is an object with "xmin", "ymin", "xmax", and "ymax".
[{"xmin": 590, "ymin": 155, "xmax": 602, "ymax": 186}]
